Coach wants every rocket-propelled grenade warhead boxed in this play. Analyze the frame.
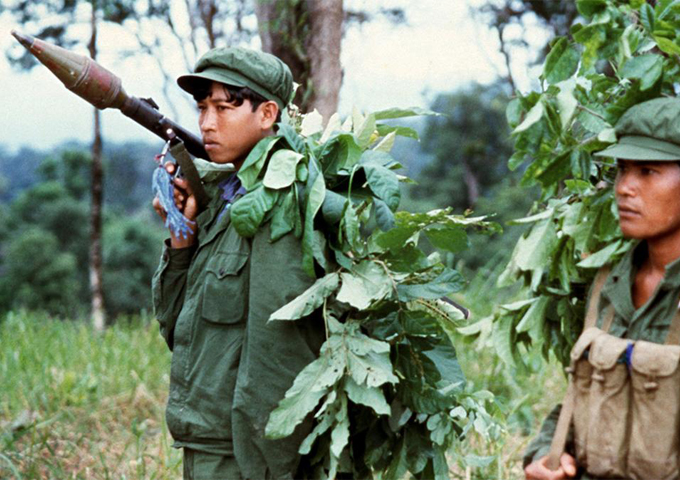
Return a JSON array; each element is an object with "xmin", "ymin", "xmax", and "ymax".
[
  {"xmin": 11, "ymin": 29, "xmax": 127, "ymax": 110},
  {"xmin": 10, "ymin": 30, "xmax": 209, "ymax": 162}
]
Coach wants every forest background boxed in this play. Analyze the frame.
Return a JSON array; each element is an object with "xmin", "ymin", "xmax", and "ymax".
[{"xmin": 0, "ymin": 0, "xmax": 651, "ymax": 478}]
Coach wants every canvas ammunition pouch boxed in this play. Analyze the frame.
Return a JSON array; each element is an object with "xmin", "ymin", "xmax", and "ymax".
[{"xmin": 547, "ymin": 266, "xmax": 680, "ymax": 479}]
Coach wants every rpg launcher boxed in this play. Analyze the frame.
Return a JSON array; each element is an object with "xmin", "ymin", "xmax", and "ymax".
[{"xmin": 10, "ymin": 30, "xmax": 210, "ymax": 208}]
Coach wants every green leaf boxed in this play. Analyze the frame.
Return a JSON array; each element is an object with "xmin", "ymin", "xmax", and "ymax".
[
  {"xmin": 373, "ymin": 198, "xmax": 396, "ymax": 231},
  {"xmin": 265, "ymin": 350, "xmax": 344, "ymax": 439},
  {"xmin": 576, "ymin": 0, "xmax": 607, "ymax": 17},
  {"xmin": 231, "ymin": 186, "xmax": 277, "ymax": 237},
  {"xmin": 422, "ymin": 341, "xmax": 466, "ymax": 392},
  {"xmin": 425, "ymin": 227, "xmax": 469, "ymax": 253},
  {"xmin": 374, "ymin": 131, "xmax": 396, "ymax": 153},
  {"xmin": 577, "ymin": 240, "xmax": 623, "ymax": 268},
  {"xmin": 237, "ymin": 136, "xmax": 280, "ymax": 189},
  {"xmin": 657, "ymin": 0, "xmax": 680, "ymax": 20},
  {"xmin": 513, "ymin": 217, "xmax": 559, "ymax": 271},
  {"xmin": 385, "ymin": 438, "xmax": 408, "ymax": 480},
  {"xmin": 376, "ymin": 124, "xmax": 419, "ymax": 140},
  {"xmin": 263, "ymin": 150, "xmax": 304, "ymax": 189},
  {"xmin": 376, "ymin": 225, "xmax": 418, "ymax": 250},
  {"xmin": 341, "ymin": 202, "xmax": 361, "ymax": 251},
  {"xmin": 373, "ymin": 106, "xmax": 440, "ymax": 120},
  {"xmin": 300, "ymin": 110, "xmax": 324, "ymax": 137},
  {"xmin": 269, "ymin": 273, "xmax": 340, "ymax": 321},
  {"xmin": 302, "ymin": 158, "xmax": 326, "ymax": 276},
  {"xmin": 556, "ymin": 79, "xmax": 578, "ymax": 129},
  {"xmin": 270, "ymin": 188, "xmax": 297, "ymax": 242},
  {"xmin": 513, "ymin": 100, "xmax": 545, "ymax": 134},
  {"xmin": 543, "ymin": 37, "xmax": 580, "ymax": 84},
  {"xmin": 573, "ymin": 25, "xmax": 606, "ymax": 70},
  {"xmin": 298, "ymin": 403, "xmax": 335, "ymax": 455},
  {"xmin": 464, "ymin": 454, "xmax": 495, "ymax": 468},
  {"xmin": 344, "ymin": 377, "xmax": 391, "ymax": 415},
  {"xmin": 319, "ymin": 133, "xmax": 363, "ymax": 174},
  {"xmin": 362, "ymin": 159, "xmax": 401, "ymax": 210},
  {"xmin": 506, "ymin": 98, "xmax": 522, "ymax": 128},
  {"xmin": 655, "ymin": 36, "xmax": 680, "ymax": 55},
  {"xmin": 343, "ymin": 323, "xmax": 398, "ymax": 387},
  {"xmin": 577, "ymin": 104, "xmax": 609, "ymax": 133},
  {"xmin": 433, "ymin": 449, "xmax": 451, "ymax": 480},
  {"xmin": 337, "ymin": 261, "xmax": 392, "ymax": 309},
  {"xmin": 397, "ymin": 268, "xmax": 464, "ymax": 301},
  {"xmin": 641, "ymin": 2, "xmax": 656, "ymax": 32},
  {"xmin": 621, "ymin": 54, "xmax": 663, "ymax": 90},
  {"xmin": 492, "ymin": 314, "xmax": 515, "ymax": 367},
  {"xmin": 356, "ymin": 113, "xmax": 377, "ymax": 148},
  {"xmin": 296, "ymin": 162, "xmax": 308, "ymax": 183},
  {"xmin": 322, "ymin": 190, "xmax": 347, "ymax": 225},
  {"xmin": 278, "ymin": 123, "xmax": 306, "ymax": 153},
  {"xmin": 515, "ymin": 296, "xmax": 549, "ymax": 343},
  {"xmin": 508, "ymin": 152, "xmax": 526, "ymax": 171},
  {"xmin": 330, "ymin": 393, "xmax": 350, "ymax": 458}
]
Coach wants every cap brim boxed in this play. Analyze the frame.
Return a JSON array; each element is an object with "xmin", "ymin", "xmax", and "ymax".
[
  {"xmin": 177, "ymin": 70, "xmax": 248, "ymax": 96},
  {"xmin": 594, "ymin": 135, "xmax": 680, "ymax": 161}
]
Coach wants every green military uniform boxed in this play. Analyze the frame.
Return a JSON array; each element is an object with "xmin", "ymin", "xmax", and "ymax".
[
  {"xmin": 524, "ymin": 97, "xmax": 680, "ymax": 478},
  {"xmin": 524, "ymin": 242, "xmax": 680, "ymax": 478},
  {"xmin": 153, "ymin": 183, "xmax": 324, "ymax": 479},
  {"xmin": 153, "ymin": 46, "xmax": 324, "ymax": 479}
]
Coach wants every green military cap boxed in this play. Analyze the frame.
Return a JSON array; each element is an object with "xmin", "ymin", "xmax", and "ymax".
[
  {"xmin": 595, "ymin": 97, "xmax": 680, "ymax": 161},
  {"xmin": 177, "ymin": 47, "xmax": 293, "ymax": 111}
]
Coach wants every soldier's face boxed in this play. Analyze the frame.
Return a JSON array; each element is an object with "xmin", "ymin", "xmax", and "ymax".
[
  {"xmin": 615, "ymin": 160, "xmax": 680, "ymax": 240},
  {"xmin": 197, "ymin": 82, "xmax": 269, "ymax": 169}
]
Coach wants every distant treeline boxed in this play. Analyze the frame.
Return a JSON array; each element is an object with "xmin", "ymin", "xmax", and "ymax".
[
  {"xmin": 0, "ymin": 142, "xmax": 167, "ymax": 320},
  {"xmin": 0, "ymin": 84, "xmax": 538, "ymax": 321}
]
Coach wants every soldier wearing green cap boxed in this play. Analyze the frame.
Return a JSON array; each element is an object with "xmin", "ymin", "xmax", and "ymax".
[
  {"xmin": 525, "ymin": 97, "xmax": 680, "ymax": 480},
  {"xmin": 152, "ymin": 47, "xmax": 324, "ymax": 480}
]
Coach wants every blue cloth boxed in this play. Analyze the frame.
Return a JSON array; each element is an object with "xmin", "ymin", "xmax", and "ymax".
[
  {"xmin": 217, "ymin": 175, "xmax": 247, "ymax": 221},
  {"xmin": 219, "ymin": 175, "xmax": 247, "ymax": 204}
]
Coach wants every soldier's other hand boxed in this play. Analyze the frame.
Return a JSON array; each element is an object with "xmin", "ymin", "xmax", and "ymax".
[{"xmin": 525, "ymin": 454, "xmax": 577, "ymax": 480}]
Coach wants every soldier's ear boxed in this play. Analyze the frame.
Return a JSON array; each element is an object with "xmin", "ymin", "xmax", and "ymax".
[{"xmin": 259, "ymin": 101, "xmax": 279, "ymax": 130}]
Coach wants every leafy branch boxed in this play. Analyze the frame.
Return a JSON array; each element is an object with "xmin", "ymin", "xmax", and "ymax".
[{"xmin": 231, "ymin": 106, "xmax": 501, "ymax": 478}]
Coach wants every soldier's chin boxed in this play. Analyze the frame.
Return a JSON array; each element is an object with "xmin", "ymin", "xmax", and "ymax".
[{"xmin": 619, "ymin": 222, "xmax": 654, "ymax": 241}]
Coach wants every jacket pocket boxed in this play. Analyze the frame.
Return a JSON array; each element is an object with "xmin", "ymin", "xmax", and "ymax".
[
  {"xmin": 628, "ymin": 341, "xmax": 680, "ymax": 480},
  {"xmin": 201, "ymin": 251, "xmax": 249, "ymax": 324},
  {"xmin": 584, "ymin": 334, "xmax": 631, "ymax": 478}
]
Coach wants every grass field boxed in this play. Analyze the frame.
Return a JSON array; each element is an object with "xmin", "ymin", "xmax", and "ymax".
[
  {"xmin": 0, "ymin": 311, "xmax": 181, "ymax": 479},
  {"xmin": 0, "ymin": 310, "xmax": 564, "ymax": 479}
]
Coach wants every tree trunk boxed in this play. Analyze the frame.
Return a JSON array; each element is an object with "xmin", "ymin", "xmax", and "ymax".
[
  {"xmin": 89, "ymin": 3, "xmax": 106, "ymax": 331},
  {"xmin": 304, "ymin": 0, "xmax": 343, "ymax": 120},
  {"xmin": 254, "ymin": 0, "xmax": 343, "ymax": 119}
]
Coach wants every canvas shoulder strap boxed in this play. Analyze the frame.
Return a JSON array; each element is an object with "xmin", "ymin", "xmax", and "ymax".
[
  {"xmin": 545, "ymin": 265, "xmax": 611, "ymax": 471},
  {"xmin": 664, "ymin": 293, "xmax": 680, "ymax": 346},
  {"xmin": 170, "ymin": 141, "xmax": 211, "ymax": 211}
]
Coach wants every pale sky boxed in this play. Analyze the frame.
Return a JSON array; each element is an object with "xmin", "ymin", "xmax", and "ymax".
[{"xmin": 0, "ymin": 0, "xmax": 547, "ymax": 152}]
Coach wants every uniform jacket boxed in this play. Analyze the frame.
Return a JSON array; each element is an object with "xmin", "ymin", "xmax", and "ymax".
[
  {"xmin": 524, "ymin": 242, "xmax": 680, "ymax": 479},
  {"xmin": 153, "ymin": 180, "xmax": 325, "ymax": 479}
]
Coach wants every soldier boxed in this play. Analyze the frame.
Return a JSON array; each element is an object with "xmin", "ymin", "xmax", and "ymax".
[
  {"xmin": 152, "ymin": 47, "xmax": 324, "ymax": 480},
  {"xmin": 524, "ymin": 97, "xmax": 680, "ymax": 479}
]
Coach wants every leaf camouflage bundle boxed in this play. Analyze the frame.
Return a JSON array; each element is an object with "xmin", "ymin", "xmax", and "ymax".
[
  {"xmin": 228, "ymin": 107, "xmax": 501, "ymax": 478},
  {"xmin": 473, "ymin": 0, "xmax": 680, "ymax": 366}
]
